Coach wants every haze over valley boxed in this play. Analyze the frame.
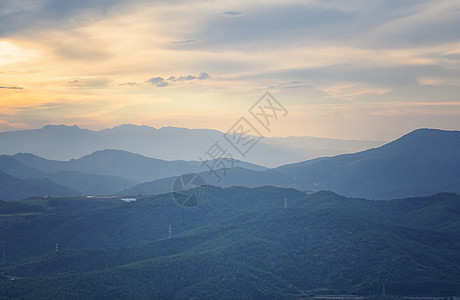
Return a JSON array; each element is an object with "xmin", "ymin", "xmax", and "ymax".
[{"xmin": 1, "ymin": 0, "xmax": 460, "ymax": 298}]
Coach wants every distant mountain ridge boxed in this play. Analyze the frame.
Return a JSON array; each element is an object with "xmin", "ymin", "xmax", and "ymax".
[
  {"xmin": 0, "ymin": 150, "xmax": 266, "ymax": 199},
  {"xmin": 117, "ymin": 166, "xmax": 296, "ymax": 197},
  {"xmin": 1, "ymin": 128, "xmax": 459, "ymax": 200},
  {"xmin": 9, "ymin": 149, "xmax": 265, "ymax": 182},
  {"xmin": 0, "ymin": 170, "xmax": 80, "ymax": 200},
  {"xmin": 275, "ymin": 128, "xmax": 460, "ymax": 199},
  {"xmin": 122, "ymin": 128, "xmax": 460, "ymax": 200},
  {"xmin": 0, "ymin": 154, "xmax": 137, "ymax": 197},
  {"xmin": 0, "ymin": 124, "xmax": 384, "ymax": 167}
]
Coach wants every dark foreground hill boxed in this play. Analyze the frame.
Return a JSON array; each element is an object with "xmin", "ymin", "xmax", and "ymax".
[
  {"xmin": 0, "ymin": 186, "xmax": 459, "ymax": 298},
  {"xmin": 275, "ymin": 128, "xmax": 460, "ymax": 199}
]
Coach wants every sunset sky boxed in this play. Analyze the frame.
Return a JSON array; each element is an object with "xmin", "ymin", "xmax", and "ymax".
[{"xmin": 1, "ymin": 0, "xmax": 460, "ymax": 140}]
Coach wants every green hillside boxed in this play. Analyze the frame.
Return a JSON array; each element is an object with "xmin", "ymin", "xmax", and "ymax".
[{"xmin": 0, "ymin": 186, "xmax": 459, "ymax": 298}]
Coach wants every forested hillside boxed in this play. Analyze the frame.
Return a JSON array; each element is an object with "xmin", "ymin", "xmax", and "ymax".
[{"xmin": 1, "ymin": 186, "xmax": 459, "ymax": 298}]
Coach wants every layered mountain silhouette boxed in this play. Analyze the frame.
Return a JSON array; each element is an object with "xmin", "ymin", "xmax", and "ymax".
[
  {"xmin": 1, "ymin": 127, "xmax": 459, "ymax": 200},
  {"xmin": 0, "ymin": 124, "xmax": 384, "ymax": 167},
  {"xmin": 275, "ymin": 128, "xmax": 460, "ymax": 199},
  {"xmin": 0, "ymin": 154, "xmax": 136, "ymax": 196},
  {"xmin": 1, "ymin": 126, "xmax": 460, "ymax": 296},
  {"xmin": 0, "ymin": 170, "xmax": 80, "ymax": 200},
  {"xmin": 117, "ymin": 167, "xmax": 295, "ymax": 197},
  {"xmin": 11, "ymin": 149, "xmax": 265, "ymax": 182},
  {"xmin": 123, "ymin": 128, "xmax": 460, "ymax": 200},
  {"xmin": 0, "ymin": 150, "xmax": 265, "ymax": 199}
]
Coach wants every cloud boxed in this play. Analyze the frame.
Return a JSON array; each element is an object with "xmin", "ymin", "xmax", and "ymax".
[
  {"xmin": 67, "ymin": 78, "xmax": 111, "ymax": 88},
  {"xmin": 0, "ymin": 117, "xmax": 29, "ymax": 131},
  {"xmin": 267, "ymin": 81, "xmax": 311, "ymax": 90},
  {"xmin": 148, "ymin": 73, "xmax": 210, "ymax": 87},
  {"xmin": 147, "ymin": 77, "xmax": 169, "ymax": 87},
  {"xmin": 118, "ymin": 82, "xmax": 138, "ymax": 86},
  {"xmin": 188, "ymin": 4, "xmax": 354, "ymax": 50},
  {"xmin": 168, "ymin": 72, "xmax": 210, "ymax": 82},
  {"xmin": 223, "ymin": 11, "xmax": 243, "ymax": 17},
  {"xmin": 173, "ymin": 1, "xmax": 460, "ymax": 53},
  {"xmin": 51, "ymin": 37, "xmax": 112, "ymax": 61},
  {"xmin": 172, "ymin": 39, "xmax": 198, "ymax": 45},
  {"xmin": 0, "ymin": 0, "xmax": 131, "ymax": 37},
  {"xmin": 317, "ymin": 83, "xmax": 392, "ymax": 100},
  {"xmin": 1, "ymin": 0, "xmax": 460, "ymax": 138},
  {"xmin": 418, "ymin": 77, "xmax": 460, "ymax": 87},
  {"xmin": 198, "ymin": 72, "xmax": 210, "ymax": 80},
  {"xmin": 0, "ymin": 86, "xmax": 23, "ymax": 90},
  {"xmin": 15, "ymin": 102, "xmax": 64, "ymax": 111},
  {"xmin": 442, "ymin": 53, "xmax": 460, "ymax": 61},
  {"xmin": 357, "ymin": 1, "xmax": 460, "ymax": 48},
  {"xmin": 235, "ymin": 61, "xmax": 453, "ymax": 91}
]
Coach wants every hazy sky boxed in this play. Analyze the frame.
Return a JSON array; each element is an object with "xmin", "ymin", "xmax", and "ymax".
[{"xmin": 1, "ymin": 0, "xmax": 460, "ymax": 140}]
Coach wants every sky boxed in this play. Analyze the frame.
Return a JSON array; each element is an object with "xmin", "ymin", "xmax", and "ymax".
[{"xmin": 1, "ymin": 0, "xmax": 460, "ymax": 140}]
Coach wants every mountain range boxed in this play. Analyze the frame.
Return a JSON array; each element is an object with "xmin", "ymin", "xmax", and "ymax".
[
  {"xmin": 0, "ymin": 124, "xmax": 384, "ymax": 167},
  {"xmin": 0, "ymin": 127, "xmax": 459, "ymax": 200},
  {"xmin": 0, "ymin": 150, "xmax": 264, "ymax": 199},
  {"xmin": 120, "ymin": 128, "xmax": 460, "ymax": 200},
  {"xmin": 275, "ymin": 128, "xmax": 460, "ymax": 199},
  {"xmin": 1, "ymin": 126, "xmax": 460, "ymax": 297}
]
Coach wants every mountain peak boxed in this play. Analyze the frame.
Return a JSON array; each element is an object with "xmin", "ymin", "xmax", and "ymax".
[
  {"xmin": 13, "ymin": 153, "xmax": 42, "ymax": 159},
  {"xmin": 404, "ymin": 128, "xmax": 457, "ymax": 135},
  {"xmin": 43, "ymin": 124, "xmax": 80, "ymax": 130},
  {"xmin": 383, "ymin": 128, "xmax": 460, "ymax": 151},
  {"xmin": 108, "ymin": 124, "xmax": 156, "ymax": 131},
  {"xmin": 78, "ymin": 149, "xmax": 153, "ymax": 161}
]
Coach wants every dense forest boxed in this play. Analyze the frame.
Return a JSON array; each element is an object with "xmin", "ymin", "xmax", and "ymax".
[{"xmin": 1, "ymin": 186, "xmax": 459, "ymax": 298}]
